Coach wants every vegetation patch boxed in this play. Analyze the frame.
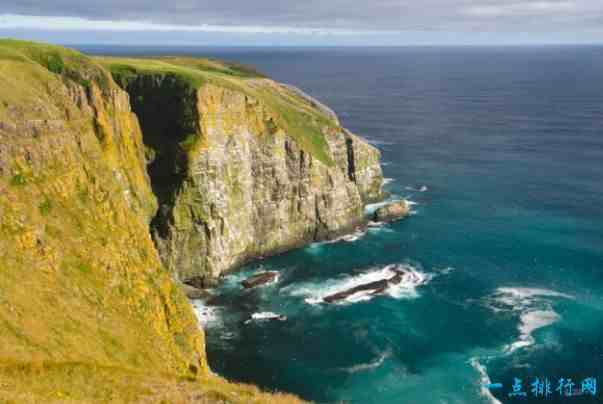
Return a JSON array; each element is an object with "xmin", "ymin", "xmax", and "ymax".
[
  {"xmin": 97, "ymin": 56, "xmax": 337, "ymax": 166},
  {"xmin": 38, "ymin": 197, "xmax": 52, "ymax": 216},
  {"xmin": 0, "ymin": 39, "xmax": 112, "ymax": 95},
  {"xmin": 10, "ymin": 173, "xmax": 26, "ymax": 186}
]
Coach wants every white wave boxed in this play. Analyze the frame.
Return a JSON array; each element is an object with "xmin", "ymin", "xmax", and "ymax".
[
  {"xmin": 191, "ymin": 300, "xmax": 220, "ymax": 327},
  {"xmin": 504, "ymin": 310, "xmax": 560, "ymax": 354},
  {"xmin": 308, "ymin": 227, "xmax": 369, "ymax": 248},
  {"xmin": 383, "ymin": 178, "xmax": 395, "ymax": 185},
  {"xmin": 487, "ymin": 287, "xmax": 573, "ymax": 312},
  {"xmin": 405, "ymin": 185, "xmax": 428, "ymax": 192},
  {"xmin": 244, "ymin": 311, "xmax": 287, "ymax": 324},
  {"xmin": 338, "ymin": 351, "xmax": 391, "ymax": 373},
  {"xmin": 364, "ymin": 197, "xmax": 413, "ymax": 215},
  {"xmin": 364, "ymin": 200, "xmax": 394, "ymax": 215},
  {"xmin": 283, "ymin": 264, "xmax": 432, "ymax": 305},
  {"xmin": 365, "ymin": 221, "xmax": 395, "ymax": 233},
  {"xmin": 469, "ymin": 357, "xmax": 503, "ymax": 404},
  {"xmin": 484, "ymin": 287, "xmax": 572, "ymax": 354}
]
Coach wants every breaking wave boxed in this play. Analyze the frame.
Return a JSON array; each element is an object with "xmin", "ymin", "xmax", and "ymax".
[
  {"xmin": 283, "ymin": 264, "xmax": 432, "ymax": 305},
  {"xmin": 192, "ymin": 300, "xmax": 221, "ymax": 328},
  {"xmin": 469, "ymin": 357, "xmax": 503, "ymax": 404},
  {"xmin": 244, "ymin": 311, "xmax": 287, "ymax": 324}
]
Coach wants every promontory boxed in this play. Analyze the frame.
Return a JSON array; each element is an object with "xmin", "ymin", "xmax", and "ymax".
[{"xmin": 0, "ymin": 39, "xmax": 385, "ymax": 402}]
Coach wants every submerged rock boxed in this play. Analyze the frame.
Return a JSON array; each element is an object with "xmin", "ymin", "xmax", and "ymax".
[
  {"xmin": 241, "ymin": 271, "xmax": 279, "ymax": 289},
  {"xmin": 373, "ymin": 200, "xmax": 410, "ymax": 222},
  {"xmin": 323, "ymin": 270, "xmax": 405, "ymax": 303}
]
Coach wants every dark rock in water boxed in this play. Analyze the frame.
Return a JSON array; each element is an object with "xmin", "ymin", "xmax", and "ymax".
[
  {"xmin": 323, "ymin": 270, "xmax": 404, "ymax": 303},
  {"xmin": 241, "ymin": 271, "xmax": 278, "ymax": 289},
  {"xmin": 179, "ymin": 283, "xmax": 212, "ymax": 300},
  {"xmin": 373, "ymin": 200, "xmax": 410, "ymax": 223},
  {"xmin": 184, "ymin": 276, "xmax": 218, "ymax": 290}
]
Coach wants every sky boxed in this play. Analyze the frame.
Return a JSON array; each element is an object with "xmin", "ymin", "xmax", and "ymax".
[{"xmin": 1, "ymin": 1, "xmax": 603, "ymax": 46}]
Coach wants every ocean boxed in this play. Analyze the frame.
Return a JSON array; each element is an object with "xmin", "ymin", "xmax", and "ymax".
[{"xmin": 81, "ymin": 45, "xmax": 603, "ymax": 403}]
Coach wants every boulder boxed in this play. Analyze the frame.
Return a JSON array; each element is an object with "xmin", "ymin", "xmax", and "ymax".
[
  {"xmin": 241, "ymin": 271, "xmax": 279, "ymax": 289},
  {"xmin": 373, "ymin": 200, "xmax": 410, "ymax": 222}
]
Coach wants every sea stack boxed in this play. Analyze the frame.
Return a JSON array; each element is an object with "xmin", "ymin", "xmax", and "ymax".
[{"xmin": 373, "ymin": 200, "xmax": 410, "ymax": 222}]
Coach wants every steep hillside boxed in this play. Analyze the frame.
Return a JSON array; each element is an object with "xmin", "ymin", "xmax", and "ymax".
[
  {"xmin": 0, "ymin": 39, "xmax": 303, "ymax": 403},
  {"xmin": 98, "ymin": 56, "xmax": 384, "ymax": 283}
]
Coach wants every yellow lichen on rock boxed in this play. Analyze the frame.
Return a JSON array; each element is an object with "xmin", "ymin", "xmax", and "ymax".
[{"xmin": 0, "ymin": 40, "xmax": 223, "ymax": 400}]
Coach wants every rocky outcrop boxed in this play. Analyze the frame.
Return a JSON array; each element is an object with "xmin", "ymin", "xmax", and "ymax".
[
  {"xmin": 241, "ymin": 271, "xmax": 279, "ymax": 289},
  {"xmin": 104, "ymin": 61, "xmax": 384, "ymax": 284},
  {"xmin": 323, "ymin": 270, "xmax": 405, "ymax": 303},
  {"xmin": 374, "ymin": 200, "xmax": 410, "ymax": 222}
]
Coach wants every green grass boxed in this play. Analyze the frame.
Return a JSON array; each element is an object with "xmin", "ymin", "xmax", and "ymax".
[
  {"xmin": 96, "ymin": 56, "xmax": 337, "ymax": 166},
  {"xmin": 0, "ymin": 39, "xmax": 111, "ymax": 94},
  {"xmin": 38, "ymin": 197, "xmax": 52, "ymax": 216},
  {"xmin": 10, "ymin": 173, "xmax": 26, "ymax": 186}
]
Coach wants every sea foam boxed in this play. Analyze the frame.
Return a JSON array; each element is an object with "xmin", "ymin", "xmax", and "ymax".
[
  {"xmin": 469, "ymin": 357, "xmax": 503, "ymax": 404},
  {"xmin": 484, "ymin": 287, "xmax": 573, "ymax": 353},
  {"xmin": 283, "ymin": 264, "xmax": 432, "ymax": 305}
]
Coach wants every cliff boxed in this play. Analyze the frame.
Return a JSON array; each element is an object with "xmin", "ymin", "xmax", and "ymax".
[
  {"xmin": 0, "ymin": 40, "xmax": 303, "ymax": 403},
  {"xmin": 98, "ymin": 56, "xmax": 384, "ymax": 283}
]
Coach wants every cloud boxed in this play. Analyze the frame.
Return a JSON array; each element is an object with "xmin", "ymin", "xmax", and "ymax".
[
  {"xmin": 1, "ymin": 0, "xmax": 603, "ymax": 44},
  {"xmin": 463, "ymin": 1, "xmax": 577, "ymax": 17},
  {"xmin": 0, "ymin": 14, "xmax": 384, "ymax": 35}
]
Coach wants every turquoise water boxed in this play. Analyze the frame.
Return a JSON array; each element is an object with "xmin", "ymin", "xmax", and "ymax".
[{"xmin": 85, "ymin": 46, "xmax": 603, "ymax": 403}]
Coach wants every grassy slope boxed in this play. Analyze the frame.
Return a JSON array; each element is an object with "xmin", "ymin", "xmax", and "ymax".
[
  {"xmin": 0, "ymin": 39, "xmax": 304, "ymax": 403},
  {"xmin": 96, "ymin": 56, "xmax": 337, "ymax": 166}
]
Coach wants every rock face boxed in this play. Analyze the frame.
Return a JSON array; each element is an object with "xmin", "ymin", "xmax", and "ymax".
[
  {"xmin": 103, "ymin": 60, "xmax": 385, "ymax": 284},
  {"xmin": 374, "ymin": 200, "xmax": 410, "ymax": 222},
  {"xmin": 0, "ymin": 40, "xmax": 206, "ymax": 380}
]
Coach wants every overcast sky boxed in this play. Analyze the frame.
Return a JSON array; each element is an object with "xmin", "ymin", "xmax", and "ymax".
[{"xmin": 1, "ymin": 1, "xmax": 603, "ymax": 45}]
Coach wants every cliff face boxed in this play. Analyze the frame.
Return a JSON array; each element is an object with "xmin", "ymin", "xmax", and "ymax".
[
  {"xmin": 0, "ymin": 40, "xmax": 206, "ymax": 377},
  {"xmin": 0, "ymin": 40, "xmax": 382, "ymax": 401},
  {"xmin": 102, "ymin": 59, "xmax": 383, "ymax": 282}
]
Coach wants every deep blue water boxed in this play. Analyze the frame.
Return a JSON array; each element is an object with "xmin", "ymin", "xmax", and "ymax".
[{"xmin": 82, "ymin": 46, "xmax": 603, "ymax": 403}]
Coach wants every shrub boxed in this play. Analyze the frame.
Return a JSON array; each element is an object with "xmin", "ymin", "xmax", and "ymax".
[
  {"xmin": 46, "ymin": 54, "xmax": 65, "ymax": 75},
  {"xmin": 10, "ymin": 173, "xmax": 26, "ymax": 186}
]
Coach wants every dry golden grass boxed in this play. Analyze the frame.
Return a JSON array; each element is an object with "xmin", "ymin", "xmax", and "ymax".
[{"xmin": 0, "ymin": 360, "xmax": 306, "ymax": 404}]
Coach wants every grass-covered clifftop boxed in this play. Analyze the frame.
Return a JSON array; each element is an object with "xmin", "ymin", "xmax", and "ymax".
[
  {"xmin": 0, "ymin": 39, "xmax": 304, "ymax": 403},
  {"xmin": 97, "ymin": 56, "xmax": 337, "ymax": 166}
]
